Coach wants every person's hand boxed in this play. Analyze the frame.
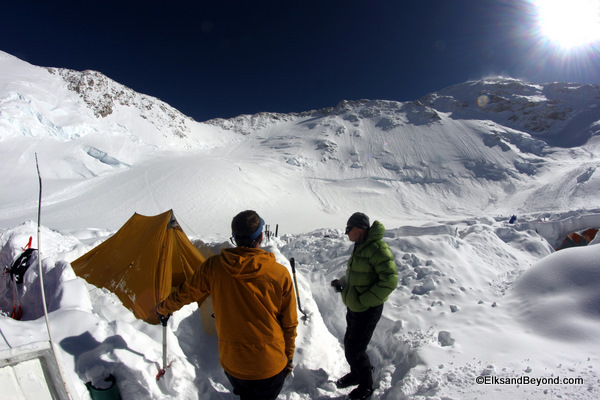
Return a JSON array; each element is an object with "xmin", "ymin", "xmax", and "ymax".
[
  {"xmin": 331, "ymin": 279, "xmax": 343, "ymax": 292},
  {"xmin": 154, "ymin": 304, "xmax": 171, "ymax": 326},
  {"xmin": 285, "ymin": 359, "xmax": 293, "ymax": 377}
]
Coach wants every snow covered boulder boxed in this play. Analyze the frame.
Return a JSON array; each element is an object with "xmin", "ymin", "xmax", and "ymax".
[
  {"xmin": 437, "ymin": 331, "xmax": 455, "ymax": 347},
  {"xmin": 509, "ymin": 244, "xmax": 600, "ymax": 341}
]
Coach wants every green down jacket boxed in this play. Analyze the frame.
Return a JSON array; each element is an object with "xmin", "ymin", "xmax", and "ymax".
[{"xmin": 341, "ymin": 220, "xmax": 398, "ymax": 312}]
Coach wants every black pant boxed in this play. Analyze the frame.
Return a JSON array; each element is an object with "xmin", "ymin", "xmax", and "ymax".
[
  {"xmin": 225, "ymin": 367, "xmax": 287, "ymax": 400},
  {"xmin": 344, "ymin": 304, "xmax": 383, "ymax": 388}
]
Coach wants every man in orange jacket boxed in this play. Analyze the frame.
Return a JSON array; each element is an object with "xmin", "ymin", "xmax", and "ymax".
[{"xmin": 155, "ymin": 210, "xmax": 298, "ymax": 400}]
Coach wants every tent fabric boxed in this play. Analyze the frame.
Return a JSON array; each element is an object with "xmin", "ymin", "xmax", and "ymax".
[
  {"xmin": 557, "ymin": 228, "xmax": 599, "ymax": 250},
  {"xmin": 582, "ymin": 228, "xmax": 598, "ymax": 242},
  {"xmin": 71, "ymin": 210, "xmax": 209, "ymax": 325}
]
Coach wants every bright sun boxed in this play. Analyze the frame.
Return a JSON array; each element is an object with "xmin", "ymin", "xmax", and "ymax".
[{"xmin": 534, "ymin": 0, "xmax": 600, "ymax": 49}]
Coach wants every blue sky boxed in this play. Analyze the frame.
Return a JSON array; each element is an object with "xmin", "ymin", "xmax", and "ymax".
[{"xmin": 3, "ymin": 0, "xmax": 599, "ymax": 122}]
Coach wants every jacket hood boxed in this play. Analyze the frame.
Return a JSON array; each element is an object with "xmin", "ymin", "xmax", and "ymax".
[
  {"xmin": 354, "ymin": 220, "xmax": 385, "ymax": 251},
  {"xmin": 365, "ymin": 220, "xmax": 385, "ymax": 243},
  {"xmin": 220, "ymin": 247, "xmax": 275, "ymax": 279}
]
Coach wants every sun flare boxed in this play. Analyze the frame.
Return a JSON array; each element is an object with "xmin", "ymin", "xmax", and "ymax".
[{"xmin": 534, "ymin": 0, "xmax": 600, "ymax": 48}]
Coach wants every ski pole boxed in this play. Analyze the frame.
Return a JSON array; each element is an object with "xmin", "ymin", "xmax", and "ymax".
[
  {"xmin": 290, "ymin": 258, "xmax": 308, "ymax": 320},
  {"xmin": 156, "ymin": 313, "xmax": 171, "ymax": 380},
  {"xmin": 159, "ymin": 324, "xmax": 167, "ymax": 379}
]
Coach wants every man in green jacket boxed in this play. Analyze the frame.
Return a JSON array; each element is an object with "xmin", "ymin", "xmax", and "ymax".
[{"xmin": 331, "ymin": 212, "xmax": 398, "ymax": 399}]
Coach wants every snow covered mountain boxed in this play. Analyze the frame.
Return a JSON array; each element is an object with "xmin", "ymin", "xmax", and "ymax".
[
  {"xmin": 1, "ymin": 49, "xmax": 599, "ymax": 239},
  {"xmin": 1, "ymin": 50, "xmax": 600, "ymax": 400},
  {"xmin": 423, "ymin": 77, "xmax": 600, "ymax": 143}
]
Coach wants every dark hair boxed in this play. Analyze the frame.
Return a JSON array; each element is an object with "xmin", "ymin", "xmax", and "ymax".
[{"xmin": 231, "ymin": 210, "xmax": 263, "ymax": 247}]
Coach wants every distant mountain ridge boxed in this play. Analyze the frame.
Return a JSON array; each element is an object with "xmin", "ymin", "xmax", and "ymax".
[
  {"xmin": 49, "ymin": 67, "xmax": 193, "ymax": 140},
  {"xmin": 423, "ymin": 77, "xmax": 600, "ymax": 146},
  {"xmin": 205, "ymin": 77, "xmax": 599, "ymax": 149},
  {"xmin": 0, "ymin": 51, "xmax": 199, "ymax": 146},
  {"xmin": 0, "ymin": 50, "xmax": 598, "ymax": 235},
  {"xmin": 2, "ymin": 50, "xmax": 598, "ymax": 148}
]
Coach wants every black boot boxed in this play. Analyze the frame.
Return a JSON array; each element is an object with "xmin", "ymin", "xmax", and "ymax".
[
  {"xmin": 336, "ymin": 372, "xmax": 360, "ymax": 389},
  {"xmin": 347, "ymin": 385, "xmax": 374, "ymax": 399}
]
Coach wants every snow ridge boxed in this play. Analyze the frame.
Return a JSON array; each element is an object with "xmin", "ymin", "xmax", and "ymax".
[
  {"xmin": 422, "ymin": 76, "xmax": 600, "ymax": 145},
  {"xmin": 49, "ymin": 67, "xmax": 193, "ymax": 139}
]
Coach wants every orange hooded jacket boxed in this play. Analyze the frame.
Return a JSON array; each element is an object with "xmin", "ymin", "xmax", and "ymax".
[{"xmin": 156, "ymin": 247, "xmax": 298, "ymax": 380}]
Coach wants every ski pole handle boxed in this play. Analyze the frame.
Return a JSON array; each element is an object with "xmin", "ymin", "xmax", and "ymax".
[{"xmin": 289, "ymin": 257, "xmax": 307, "ymax": 317}]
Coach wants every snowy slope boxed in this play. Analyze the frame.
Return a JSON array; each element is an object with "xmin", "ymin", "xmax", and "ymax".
[
  {"xmin": 2, "ymin": 215, "xmax": 600, "ymax": 400},
  {"xmin": 1, "ymin": 50, "xmax": 600, "ymax": 399},
  {"xmin": 1, "ymin": 50, "xmax": 599, "ymax": 238}
]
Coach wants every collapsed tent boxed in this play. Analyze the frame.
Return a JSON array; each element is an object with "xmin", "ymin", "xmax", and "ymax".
[
  {"xmin": 557, "ymin": 228, "xmax": 599, "ymax": 250},
  {"xmin": 71, "ymin": 210, "xmax": 210, "ymax": 325}
]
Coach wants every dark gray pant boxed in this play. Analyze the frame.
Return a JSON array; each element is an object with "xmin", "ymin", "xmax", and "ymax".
[
  {"xmin": 344, "ymin": 304, "xmax": 383, "ymax": 388},
  {"xmin": 225, "ymin": 367, "xmax": 287, "ymax": 400}
]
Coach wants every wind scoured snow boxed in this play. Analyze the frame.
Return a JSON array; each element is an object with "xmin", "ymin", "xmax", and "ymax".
[{"xmin": 2, "ymin": 215, "xmax": 600, "ymax": 399}]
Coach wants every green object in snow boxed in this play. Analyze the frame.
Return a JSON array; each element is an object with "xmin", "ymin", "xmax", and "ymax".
[{"xmin": 85, "ymin": 375, "xmax": 121, "ymax": 400}]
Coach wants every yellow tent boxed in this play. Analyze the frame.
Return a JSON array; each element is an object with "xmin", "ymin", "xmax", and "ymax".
[{"xmin": 72, "ymin": 210, "xmax": 209, "ymax": 325}]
